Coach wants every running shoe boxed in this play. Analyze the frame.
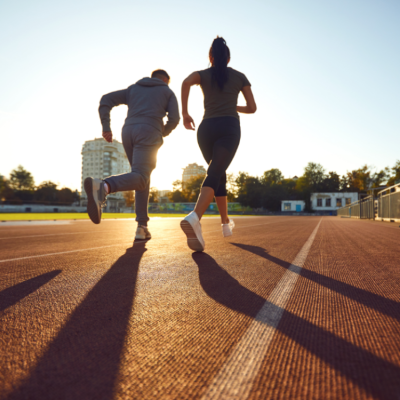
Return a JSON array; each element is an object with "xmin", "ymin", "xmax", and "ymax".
[
  {"xmin": 135, "ymin": 225, "xmax": 151, "ymax": 240},
  {"xmin": 222, "ymin": 218, "xmax": 235, "ymax": 237},
  {"xmin": 180, "ymin": 211, "xmax": 205, "ymax": 252},
  {"xmin": 84, "ymin": 177, "xmax": 107, "ymax": 224}
]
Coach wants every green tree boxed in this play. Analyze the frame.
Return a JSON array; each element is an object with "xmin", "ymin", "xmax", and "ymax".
[
  {"xmin": 226, "ymin": 173, "xmax": 237, "ymax": 202},
  {"xmin": 260, "ymin": 168, "xmax": 283, "ymax": 186},
  {"xmin": 236, "ymin": 172, "xmax": 264, "ymax": 208},
  {"xmin": 34, "ymin": 181, "xmax": 58, "ymax": 203},
  {"xmin": 341, "ymin": 165, "xmax": 371, "ymax": 192},
  {"xmin": 371, "ymin": 168, "xmax": 390, "ymax": 188},
  {"xmin": 10, "ymin": 166, "xmax": 35, "ymax": 202},
  {"xmin": 295, "ymin": 176, "xmax": 313, "ymax": 211},
  {"xmin": 123, "ymin": 191, "xmax": 135, "ymax": 208},
  {"xmin": 185, "ymin": 175, "xmax": 204, "ymax": 202},
  {"xmin": 262, "ymin": 183, "xmax": 287, "ymax": 211},
  {"xmin": 149, "ymin": 187, "xmax": 159, "ymax": 203},
  {"xmin": 303, "ymin": 162, "xmax": 326, "ymax": 190},
  {"xmin": 57, "ymin": 188, "xmax": 79, "ymax": 205},
  {"xmin": 320, "ymin": 171, "xmax": 340, "ymax": 192},
  {"xmin": 0, "ymin": 176, "xmax": 15, "ymax": 201},
  {"xmin": 387, "ymin": 160, "xmax": 400, "ymax": 186},
  {"xmin": 168, "ymin": 180, "xmax": 189, "ymax": 202},
  {"xmin": 9, "ymin": 165, "xmax": 35, "ymax": 191}
]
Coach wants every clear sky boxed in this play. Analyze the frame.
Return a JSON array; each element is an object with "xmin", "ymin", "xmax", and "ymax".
[{"xmin": 0, "ymin": 0, "xmax": 399, "ymax": 191}]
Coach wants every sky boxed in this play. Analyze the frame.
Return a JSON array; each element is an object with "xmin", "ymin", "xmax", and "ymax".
[{"xmin": 0, "ymin": 0, "xmax": 399, "ymax": 191}]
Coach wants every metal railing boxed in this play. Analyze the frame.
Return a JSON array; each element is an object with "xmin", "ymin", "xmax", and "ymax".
[
  {"xmin": 337, "ymin": 183, "xmax": 400, "ymax": 222},
  {"xmin": 377, "ymin": 183, "xmax": 400, "ymax": 222},
  {"xmin": 360, "ymin": 195, "xmax": 375, "ymax": 219},
  {"xmin": 337, "ymin": 195, "xmax": 374, "ymax": 219}
]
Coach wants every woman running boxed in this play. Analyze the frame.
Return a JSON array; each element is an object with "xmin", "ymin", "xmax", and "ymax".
[{"xmin": 180, "ymin": 36, "xmax": 257, "ymax": 252}]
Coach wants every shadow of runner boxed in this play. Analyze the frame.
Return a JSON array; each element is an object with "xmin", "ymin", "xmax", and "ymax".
[
  {"xmin": 7, "ymin": 242, "xmax": 147, "ymax": 400},
  {"xmin": 0, "ymin": 270, "xmax": 62, "ymax": 312},
  {"xmin": 192, "ymin": 252, "xmax": 400, "ymax": 400},
  {"xmin": 230, "ymin": 243, "xmax": 400, "ymax": 322}
]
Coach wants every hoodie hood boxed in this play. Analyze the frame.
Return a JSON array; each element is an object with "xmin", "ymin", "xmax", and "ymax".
[{"xmin": 136, "ymin": 77, "xmax": 168, "ymax": 87}]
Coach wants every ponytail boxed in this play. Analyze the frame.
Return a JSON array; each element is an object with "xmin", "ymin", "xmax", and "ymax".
[{"xmin": 209, "ymin": 36, "xmax": 230, "ymax": 90}]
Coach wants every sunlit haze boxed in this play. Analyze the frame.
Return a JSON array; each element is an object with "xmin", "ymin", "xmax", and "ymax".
[{"xmin": 0, "ymin": 0, "xmax": 399, "ymax": 191}]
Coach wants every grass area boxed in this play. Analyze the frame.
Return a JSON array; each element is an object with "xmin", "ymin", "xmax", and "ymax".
[{"xmin": 0, "ymin": 213, "xmax": 222, "ymax": 221}]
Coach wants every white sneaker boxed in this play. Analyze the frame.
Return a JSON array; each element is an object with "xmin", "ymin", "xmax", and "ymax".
[
  {"xmin": 135, "ymin": 225, "xmax": 151, "ymax": 240},
  {"xmin": 180, "ymin": 211, "xmax": 205, "ymax": 252},
  {"xmin": 222, "ymin": 219, "xmax": 235, "ymax": 237},
  {"xmin": 84, "ymin": 177, "xmax": 107, "ymax": 224}
]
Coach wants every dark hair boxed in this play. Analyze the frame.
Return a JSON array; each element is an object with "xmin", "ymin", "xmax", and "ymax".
[
  {"xmin": 209, "ymin": 36, "xmax": 230, "ymax": 90},
  {"xmin": 151, "ymin": 69, "xmax": 170, "ymax": 83}
]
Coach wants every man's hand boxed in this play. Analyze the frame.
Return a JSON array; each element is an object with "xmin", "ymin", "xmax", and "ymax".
[
  {"xmin": 102, "ymin": 131, "xmax": 113, "ymax": 143},
  {"xmin": 183, "ymin": 114, "xmax": 195, "ymax": 131}
]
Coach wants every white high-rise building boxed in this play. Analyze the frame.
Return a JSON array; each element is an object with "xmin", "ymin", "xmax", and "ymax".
[
  {"xmin": 182, "ymin": 163, "xmax": 206, "ymax": 184},
  {"xmin": 80, "ymin": 138, "xmax": 131, "ymax": 211}
]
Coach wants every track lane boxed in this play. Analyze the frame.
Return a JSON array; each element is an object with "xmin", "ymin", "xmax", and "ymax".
[
  {"xmin": 2, "ymin": 217, "xmax": 398, "ymax": 399},
  {"xmin": 1, "ymin": 217, "xmax": 319, "ymax": 399},
  {"xmin": 0, "ymin": 216, "xmax": 294, "ymax": 261},
  {"xmin": 247, "ymin": 217, "xmax": 400, "ymax": 400}
]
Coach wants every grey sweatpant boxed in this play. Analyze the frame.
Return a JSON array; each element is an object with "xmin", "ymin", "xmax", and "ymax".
[{"xmin": 105, "ymin": 123, "xmax": 163, "ymax": 226}]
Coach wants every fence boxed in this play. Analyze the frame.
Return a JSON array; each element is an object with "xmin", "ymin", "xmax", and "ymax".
[
  {"xmin": 377, "ymin": 183, "xmax": 400, "ymax": 222},
  {"xmin": 337, "ymin": 183, "xmax": 400, "ymax": 222}
]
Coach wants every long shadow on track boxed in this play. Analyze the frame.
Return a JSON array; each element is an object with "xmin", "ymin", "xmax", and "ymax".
[
  {"xmin": 6, "ymin": 241, "xmax": 147, "ymax": 400},
  {"xmin": 193, "ymin": 252, "xmax": 400, "ymax": 400},
  {"xmin": 0, "ymin": 270, "xmax": 61, "ymax": 312},
  {"xmin": 231, "ymin": 243, "xmax": 400, "ymax": 322}
]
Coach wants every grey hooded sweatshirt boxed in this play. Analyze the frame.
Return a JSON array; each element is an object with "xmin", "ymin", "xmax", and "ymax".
[{"xmin": 99, "ymin": 77, "xmax": 180, "ymax": 137}]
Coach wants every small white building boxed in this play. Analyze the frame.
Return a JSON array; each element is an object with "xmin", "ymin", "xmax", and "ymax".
[
  {"xmin": 311, "ymin": 192, "xmax": 358, "ymax": 211},
  {"xmin": 281, "ymin": 200, "xmax": 306, "ymax": 212}
]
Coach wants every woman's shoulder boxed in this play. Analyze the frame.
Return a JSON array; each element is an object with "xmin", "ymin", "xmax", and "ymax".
[
  {"xmin": 197, "ymin": 67, "xmax": 213, "ymax": 75},
  {"xmin": 228, "ymin": 67, "xmax": 246, "ymax": 77},
  {"xmin": 228, "ymin": 68, "xmax": 251, "ymax": 86}
]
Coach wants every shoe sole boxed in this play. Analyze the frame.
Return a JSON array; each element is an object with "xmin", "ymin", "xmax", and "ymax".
[
  {"xmin": 135, "ymin": 235, "xmax": 151, "ymax": 240},
  {"xmin": 180, "ymin": 220, "xmax": 205, "ymax": 252},
  {"xmin": 223, "ymin": 230, "xmax": 232, "ymax": 237},
  {"xmin": 84, "ymin": 177, "xmax": 101, "ymax": 224}
]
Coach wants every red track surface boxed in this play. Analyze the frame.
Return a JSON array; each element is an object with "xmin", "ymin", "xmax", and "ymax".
[{"xmin": 0, "ymin": 216, "xmax": 399, "ymax": 400}]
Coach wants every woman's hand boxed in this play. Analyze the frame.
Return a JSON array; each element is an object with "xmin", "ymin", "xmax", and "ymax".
[
  {"xmin": 181, "ymin": 72, "xmax": 201, "ymax": 131},
  {"xmin": 237, "ymin": 86, "xmax": 257, "ymax": 114},
  {"xmin": 102, "ymin": 131, "xmax": 113, "ymax": 142},
  {"xmin": 183, "ymin": 113, "xmax": 196, "ymax": 130}
]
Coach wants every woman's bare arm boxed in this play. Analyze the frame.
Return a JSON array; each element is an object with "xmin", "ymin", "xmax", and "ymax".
[
  {"xmin": 237, "ymin": 86, "xmax": 257, "ymax": 114},
  {"xmin": 181, "ymin": 72, "xmax": 201, "ymax": 130}
]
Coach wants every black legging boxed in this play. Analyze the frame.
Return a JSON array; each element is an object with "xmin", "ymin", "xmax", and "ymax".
[{"xmin": 197, "ymin": 116, "xmax": 241, "ymax": 197}]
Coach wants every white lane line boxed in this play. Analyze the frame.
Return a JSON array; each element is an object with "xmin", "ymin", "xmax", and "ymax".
[
  {"xmin": 201, "ymin": 219, "xmax": 322, "ymax": 400},
  {"xmin": 0, "ymin": 231, "xmax": 120, "ymax": 240},
  {"xmin": 0, "ymin": 218, "xmax": 298, "ymax": 263},
  {"xmin": 0, "ymin": 244, "xmax": 130, "ymax": 263}
]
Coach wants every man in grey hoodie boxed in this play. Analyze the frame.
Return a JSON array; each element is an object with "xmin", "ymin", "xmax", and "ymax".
[{"xmin": 84, "ymin": 69, "xmax": 180, "ymax": 239}]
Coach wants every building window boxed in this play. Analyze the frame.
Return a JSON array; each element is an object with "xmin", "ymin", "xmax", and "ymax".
[
  {"xmin": 326, "ymin": 198, "xmax": 331, "ymax": 207},
  {"xmin": 284, "ymin": 203, "xmax": 291, "ymax": 211},
  {"xmin": 336, "ymin": 198, "xmax": 342, "ymax": 207},
  {"xmin": 346, "ymin": 198, "xmax": 351, "ymax": 205},
  {"xmin": 317, "ymin": 199, "xmax": 322, "ymax": 207}
]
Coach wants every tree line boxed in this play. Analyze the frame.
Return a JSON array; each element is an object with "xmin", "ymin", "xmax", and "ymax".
[
  {"xmin": 0, "ymin": 165, "xmax": 79, "ymax": 205},
  {"xmin": 2, "ymin": 161, "xmax": 399, "ymax": 210},
  {"xmin": 167, "ymin": 161, "xmax": 400, "ymax": 211}
]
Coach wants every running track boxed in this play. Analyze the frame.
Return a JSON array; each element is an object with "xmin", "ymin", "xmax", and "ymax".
[{"xmin": 0, "ymin": 216, "xmax": 399, "ymax": 400}]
